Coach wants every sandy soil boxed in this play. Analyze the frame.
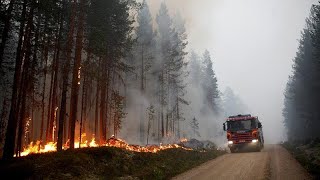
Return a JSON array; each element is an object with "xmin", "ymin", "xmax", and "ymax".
[{"xmin": 172, "ymin": 145, "xmax": 311, "ymax": 180}]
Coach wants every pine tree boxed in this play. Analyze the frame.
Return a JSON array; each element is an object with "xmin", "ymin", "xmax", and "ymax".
[
  {"xmin": 156, "ymin": 2, "xmax": 172, "ymax": 138},
  {"xmin": 190, "ymin": 117, "xmax": 200, "ymax": 138},
  {"xmin": 201, "ymin": 50, "xmax": 219, "ymax": 113},
  {"xmin": 69, "ymin": 0, "xmax": 86, "ymax": 150},
  {"xmin": 135, "ymin": 0, "xmax": 155, "ymax": 143},
  {"xmin": 111, "ymin": 90, "xmax": 126, "ymax": 138},
  {"xmin": 283, "ymin": 4, "xmax": 320, "ymax": 140},
  {"xmin": 146, "ymin": 104, "xmax": 155, "ymax": 144},
  {"xmin": 170, "ymin": 12, "xmax": 188, "ymax": 138},
  {"xmin": 222, "ymin": 87, "xmax": 249, "ymax": 116}
]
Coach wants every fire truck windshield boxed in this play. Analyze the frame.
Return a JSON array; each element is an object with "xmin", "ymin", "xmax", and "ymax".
[{"xmin": 227, "ymin": 119, "xmax": 255, "ymax": 131}]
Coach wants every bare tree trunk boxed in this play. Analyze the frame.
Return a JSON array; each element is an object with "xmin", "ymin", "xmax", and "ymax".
[
  {"xmin": 57, "ymin": 0, "xmax": 76, "ymax": 151},
  {"xmin": 69, "ymin": 0, "xmax": 85, "ymax": 149},
  {"xmin": 40, "ymin": 42, "xmax": 48, "ymax": 143},
  {"xmin": 95, "ymin": 78, "xmax": 100, "ymax": 139},
  {"xmin": 46, "ymin": 62, "xmax": 54, "ymax": 142},
  {"xmin": 79, "ymin": 76, "xmax": 85, "ymax": 147},
  {"xmin": 55, "ymin": 3, "xmax": 64, "ymax": 150},
  {"xmin": 2, "ymin": 0, "xmax": 27, "ymax": 159},
  {"xmin": 30, "ymin": 12, "xmax": 40, "ymax": 143},
  {"xmin": 17, "ymin": 81, "xmax": 27, "ymax": 156},
  {"xmin": 16, "ymin": 2, "xmax": 34, "ymax": 156},
  {"xmin": 100, "ymin": 80, "xmax": 106, "ymax": 144},
  {"xmin": 161, "ymin": 72, "xmax": 164, "ymax": 138},
  {"xmin": 39, "ymin": 16, "xmax": 49, "ymax": 141},
  {"xmin": 140, "ymin": 46, "xmax": 145, "ymax": 143},
  {"xmin": 176, "ymin": 98, "xmax": 180, "ymax": 139},
  {"xmin": 79, "ymin": 66, "xmax": 87, "ymax": 147},
  {"xmin": 48, "ymin": 25, "xmax": 62, "ymax": 143},
  {"xmin": 0, "ymin": 98, "xmax": 8, "ymax": 144},
  {"xmin": 106, "ymin": 68, "xmax": 112, "ymax": 138},
  {"xmin": 166, "ymin": 113, "xmax": 168, "ymax": 137}
]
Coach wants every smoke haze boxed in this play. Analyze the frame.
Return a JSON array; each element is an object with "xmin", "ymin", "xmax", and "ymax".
[{"xmin": 144, "ymin": 0, "xmax": 317, "ymax": 143}]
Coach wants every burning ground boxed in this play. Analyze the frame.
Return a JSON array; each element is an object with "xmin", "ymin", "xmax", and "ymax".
[
  {"xmin": 14, "ymin": 134, "xmax": 192, "ymax": 157},
  {"xmin": 0, "ymin": 140, "xmax": 224, "ymax": 180}
]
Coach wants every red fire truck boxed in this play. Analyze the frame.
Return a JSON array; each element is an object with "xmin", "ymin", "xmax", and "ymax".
[{"xmin": 223, "ymin": 114, "xmax": 264, "ymax": 153}]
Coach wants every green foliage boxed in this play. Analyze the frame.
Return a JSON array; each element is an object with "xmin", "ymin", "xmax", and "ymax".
[{"xmin": 283, "ymin": 4, "xmax": 320, "ymax": 140}]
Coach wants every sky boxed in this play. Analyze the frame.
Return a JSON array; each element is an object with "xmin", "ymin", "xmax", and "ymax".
[{"xmin": 145, "ymin": 0, "xmax": 317, "ymax": 143}]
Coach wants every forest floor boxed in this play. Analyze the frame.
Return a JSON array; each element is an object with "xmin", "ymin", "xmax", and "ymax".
[
  {"xmin": 0, "ymin": 146, "xmax": 225, "ymax": 180},
  {"xmin": 282, "ymin": 139, "xmax": 320, "ymax": 178}
]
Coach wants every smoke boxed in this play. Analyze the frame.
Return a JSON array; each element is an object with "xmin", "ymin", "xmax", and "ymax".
[
  {"xmin": 136, "ymin": 0, "xmax": 317, "ymax": 144},
  {"xmin": 120, "ymin": 88, "xmax": 150, "ymax": 144}
]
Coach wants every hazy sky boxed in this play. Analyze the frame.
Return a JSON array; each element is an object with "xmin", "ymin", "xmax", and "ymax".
[{"xmin": 145, "ymin": 0, "xmax": 317, "ymax": 143}]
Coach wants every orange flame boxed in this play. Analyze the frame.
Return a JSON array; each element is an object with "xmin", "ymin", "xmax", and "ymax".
[
  {"xmin": 15, "ymin": 134, "xmax": 191, "ymax": 157},
  {"xmin": 180, "ymin": 138, "xmax": 188, "ymax": 143}
]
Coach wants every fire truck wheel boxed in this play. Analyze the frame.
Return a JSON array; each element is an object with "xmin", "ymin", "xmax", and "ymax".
[{"xmin": 255, "ymin": 143, "xmax": 262, "ymax": 152}]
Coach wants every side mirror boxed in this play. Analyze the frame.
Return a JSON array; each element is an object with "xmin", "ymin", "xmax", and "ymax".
[
  {"xmin": 258, "ymin": 122, "xmax": 262, "ymax": 128},
  {"xmin": 223, "ymin": 123, "xmax": 226, "ymax": 131}
]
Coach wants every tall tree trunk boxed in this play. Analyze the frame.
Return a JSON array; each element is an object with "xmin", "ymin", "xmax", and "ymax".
[
  {"xmin": 69, "ymin": 0, "xmax": 85, "ymax": 149},
  {"xmin": 166, "ymin": 113, "xmax": 168, "ymax": 136},
  {"xmin": 161, "ymin": 72, "xmax": 164, "ymax": 138},
  {"xmin": 16, "ymin": 1, "xmax": 34, "ymax": 156},
  {"xmin": 140, "ymin": 46, "xmax": 145, "ymax": 143},
  {"xmin": 100, "ymin": 80, "xmax": 106, "ymax": 144},
  {"xmin": 2, "ymin": 0, "xmax": 27, "ymax": 159},
  {"xmin": 46, "ymin": 61, "xmax": 54, "ymax": 142},
  {"xmin": 0, "ymin": 0, "xmax": 14, "ymax": 68},
  {"xmin": 16, "ymin": 35, "xmax": 29, "ymax": 156},
  {"xmin": 57, "ymin": 0, "xmax": 76, "ymax": 151},
  {"xmin": 79, "ymin": 63, "xmax": 87, "ymax": 147},
  {"xmin": 95, "ymin": 78, "xmax": 100, "ymax": 139},
  {"xmin": 0, "ymin": 98, "xmax": 8, "ymax": 144},
  {"xmin": 106, "ymin": 68, "xmax": 112, "ymax": 138},
  {"xmin": 176, "ymin": 98, "xmax": 180, "ymax": 139},
  {"xmin": 17, "ymin": 79, "xmax": 27, "ymax": 156},
  {"xmin": 48, "ymin": 24, "xmax": 62, "ymax": 143},
  {"xmin": 30, "ymin": 11, "xmax": 40, "ymax": 143},
  {"xmin": 40, "ymin": 42, "xmax": 48, "ymax": 143},
  {"xmin": 79, "ymin": 74, "xmax": 86, "ymax": 147}
]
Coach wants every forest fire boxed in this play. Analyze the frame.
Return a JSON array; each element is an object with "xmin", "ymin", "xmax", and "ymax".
[
  {"xmin": 180, "ymin": 138, "xmax": 188, "ymax": 143},
  {"xmin": 15, "ymin": 135, "xmax": 191, "ymax": 157}
]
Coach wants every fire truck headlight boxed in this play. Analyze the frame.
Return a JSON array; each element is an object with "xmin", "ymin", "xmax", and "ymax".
[
  {"xmin": 228, "ymin": 141, "xmax": 233, "ymax": 145},
  {"xmin": 252, "ymin": 139, "xmax": 258, "ymax": 143}
]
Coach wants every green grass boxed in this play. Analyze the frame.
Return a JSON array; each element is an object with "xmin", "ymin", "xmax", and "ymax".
[
  {"xmin": 0, "ymin": 147, "xmax": 225, "ymax": 180},
  {"xmin": 282, "ymin": 140, "xmax": 320, "ymax": 179}
]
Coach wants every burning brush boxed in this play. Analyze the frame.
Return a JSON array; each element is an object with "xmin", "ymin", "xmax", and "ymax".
[{"xmin": 15, "ymin": 135, "xmax": 192, "ymax": 157}]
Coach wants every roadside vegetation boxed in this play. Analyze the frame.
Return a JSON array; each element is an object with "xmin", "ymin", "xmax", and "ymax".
[
  {"xmin": 282, "ymin": 139, "xmax": 320, "ymax": 179},
  {"xmin": 282, "ymin": 4, "xmax": 320, "ymax": 179},
  {"xmin": 0, "ymin": 146, "xmax": 225, "ymax": 179}
]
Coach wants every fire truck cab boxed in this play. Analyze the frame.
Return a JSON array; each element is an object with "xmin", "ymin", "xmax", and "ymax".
[{"xmin": 223, "ymin": 114, "xmax": 264, "ymax": 153}]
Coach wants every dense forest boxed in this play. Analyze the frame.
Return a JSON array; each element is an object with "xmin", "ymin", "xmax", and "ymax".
[
  {"xmin": 283, "ymin": 4, "xmax": 320, "ymax": 141},
  {"xmin": 0, "ymin": 0, "xmax": 249, "ymax": 159}
]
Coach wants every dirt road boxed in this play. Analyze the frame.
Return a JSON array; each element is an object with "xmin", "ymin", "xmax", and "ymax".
[{"xmin": 173, "ymin": 145, "xmax": 311, "ymax": 180}]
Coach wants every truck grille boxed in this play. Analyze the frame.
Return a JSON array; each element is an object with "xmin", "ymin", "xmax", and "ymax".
[{"xmin": 231, "ymin": 133, "xmax": 252, "ymax": 144}]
